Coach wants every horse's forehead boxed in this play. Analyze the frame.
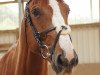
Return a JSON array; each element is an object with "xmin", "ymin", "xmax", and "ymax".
[
  {"xmin": 48, "ymin": 0, "xmax": 64, "ymax": 9},
  {"xmin": 49, "ymin": 0, "xmax": 62, "ymax": 14}
]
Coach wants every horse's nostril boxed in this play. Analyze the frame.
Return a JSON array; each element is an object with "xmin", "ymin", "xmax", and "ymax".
[
  {"xmin": 57, "ymin": 54, "xmax": 63, "ymax": 66},
  {"xmin": 70, "ymin": 54, "xmax": 78, "ymax": 66},
  {"xmin": 57, "ymin": 53, "xmax": 78, "ymax": 67},
  {"xmin": 57, "ymin": 54, "xmax": 69, "ymax": 67}
]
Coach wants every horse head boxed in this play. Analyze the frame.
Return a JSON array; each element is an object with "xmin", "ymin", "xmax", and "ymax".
[{"xmin": 24, "ymin": 0, "xmax": 78, "ymax": 74}]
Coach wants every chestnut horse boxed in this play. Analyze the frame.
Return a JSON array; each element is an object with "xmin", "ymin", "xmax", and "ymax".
[{"xmin": 0, "ymin": 0, "xmax": 78, "ymax": 75}]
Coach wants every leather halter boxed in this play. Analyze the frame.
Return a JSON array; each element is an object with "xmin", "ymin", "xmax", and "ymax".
[{"xmin": 24, "ymin": 1, "xmax": 68, "ymax": 61}]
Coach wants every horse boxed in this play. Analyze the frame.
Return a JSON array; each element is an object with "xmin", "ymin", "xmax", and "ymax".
[{"xmin": 0, "ymin": 0, "xmax": 78, "ymax": 75}]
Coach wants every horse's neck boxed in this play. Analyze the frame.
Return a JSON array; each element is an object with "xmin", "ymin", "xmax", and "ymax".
[{"xmin": 15, "ymin": 20, "xmax": 47, "ymax": 75}]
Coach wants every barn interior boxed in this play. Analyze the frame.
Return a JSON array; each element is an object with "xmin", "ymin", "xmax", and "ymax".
[{"xmin": 0, "ymin": 0, "xmax": 100, "ymax": 75}]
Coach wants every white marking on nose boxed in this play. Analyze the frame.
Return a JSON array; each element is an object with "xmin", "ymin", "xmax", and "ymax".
[
  {"xmin": 59, "ymin": 35, "xmax": 74, "ymax": 61},
  {"xmin": 49, "ymin": 0, "xmax": 71, "ymax": 35}
]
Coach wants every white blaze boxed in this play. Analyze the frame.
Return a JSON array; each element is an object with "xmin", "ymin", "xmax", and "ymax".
[
  {"xmin": 49, "ymin": 0, "xmax": 71, "ymax": 35},
  {"xmin": 59, "ymin": 35, "xmax": 74, "ymax": 52},
  {"xmin": 49, "ymin": 0, "xmax": 74, "ymax": 60},
  {"xmin": 59, "ymin": 35, "xmax": 74, "ymax": 61}
]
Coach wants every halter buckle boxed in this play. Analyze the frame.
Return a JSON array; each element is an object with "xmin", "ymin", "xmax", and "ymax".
[{"xmin": 41, "ymin": 45, "xmax": 51, "ymax": 59}]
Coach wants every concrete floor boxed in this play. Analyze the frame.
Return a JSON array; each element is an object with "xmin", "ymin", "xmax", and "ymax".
[{"xmin": 48, "ymin": 63, "xmax": 100, "ymax": 75}]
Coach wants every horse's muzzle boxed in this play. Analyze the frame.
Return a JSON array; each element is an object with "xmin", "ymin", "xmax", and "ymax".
[{"xmin": 56, "ymin": 50, "xmax": 78, "ymax": 72}]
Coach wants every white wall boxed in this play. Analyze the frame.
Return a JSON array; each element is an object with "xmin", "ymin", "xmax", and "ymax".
[{"xmin": 71, "ymin": 23, "xmax": 100, "ymax": 63}]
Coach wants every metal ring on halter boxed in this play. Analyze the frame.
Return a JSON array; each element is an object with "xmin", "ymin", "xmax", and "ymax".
[{"xmin": 41, "ymin": 45, "xmax": 51, "ymax": 59}]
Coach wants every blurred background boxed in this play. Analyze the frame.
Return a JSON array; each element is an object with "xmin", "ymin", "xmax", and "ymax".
[{"xmin": 0, "ymin": 0, "xmax": 100, "ymax": 75}]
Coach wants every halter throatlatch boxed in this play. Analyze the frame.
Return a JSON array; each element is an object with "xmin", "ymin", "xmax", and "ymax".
[{"xmin": 24, "ymin": 1, "xmax": 69, "ymax": 60}]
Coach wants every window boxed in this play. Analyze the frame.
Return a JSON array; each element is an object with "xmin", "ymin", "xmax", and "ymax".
[
  {"xmin": 65, "ymin": 0, "xmax": 99, "ymax": 24},
  {"xmin": 0, "ymin": 3, "xmax": 19, "ymax": 30},
  {"xmin": 24, "ymin": 2, "xmax": 27, "ymax": 9}
]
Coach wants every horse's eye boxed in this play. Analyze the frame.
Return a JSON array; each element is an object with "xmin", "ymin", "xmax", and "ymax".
[{"xmin": 32, "ymin": 8, "xmax": 41, "ymax": 18}]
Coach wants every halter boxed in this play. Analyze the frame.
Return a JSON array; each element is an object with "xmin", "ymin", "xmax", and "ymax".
[{"xmin": 24, "ymin": 0, "xmax": 69, "ymax": 61}]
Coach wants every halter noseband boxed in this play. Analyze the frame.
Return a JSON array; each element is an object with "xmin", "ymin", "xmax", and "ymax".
[{"xmin": 24, "ymin": 1, "xmax": 68, "ymax": 61}]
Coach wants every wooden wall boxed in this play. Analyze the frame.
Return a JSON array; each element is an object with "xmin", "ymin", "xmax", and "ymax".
[{"xmin": 0, "ymin": 29, "xmax": 18, "ymax": 57}]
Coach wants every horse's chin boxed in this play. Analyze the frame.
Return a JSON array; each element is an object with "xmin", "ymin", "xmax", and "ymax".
[{"xmin": 51, "ymin": 62, "xmax": 73, "ymax": 75}]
